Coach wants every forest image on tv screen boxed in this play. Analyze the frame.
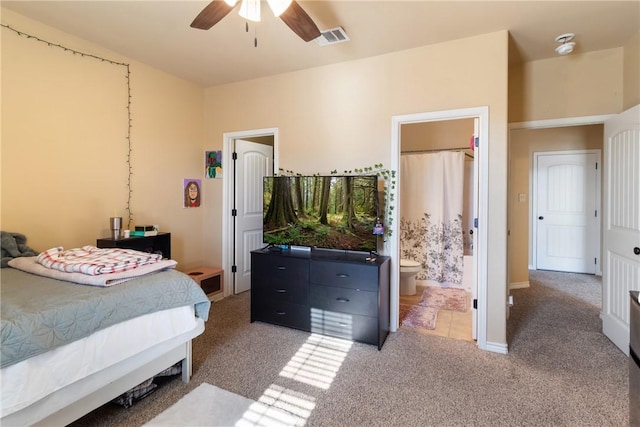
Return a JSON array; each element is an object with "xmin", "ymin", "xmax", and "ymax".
[{"xmin": 263, "ymin": 175, "xmax": 379, "ymax": 252}]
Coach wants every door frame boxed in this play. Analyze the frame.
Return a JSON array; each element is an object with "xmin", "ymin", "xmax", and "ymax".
[
  {"xmin": 390, "ymin": 106, "xmax": 489, "ymax": 352},
  {"xmin": 508, "ymin": 114, "xmax": 613, "ymax": 279},
  {"xmin": 531, "ymin": 149, "xmax": 602, "ymax": 274},
  {"xmin": 222, "ymin": 128, "xmax": 279, "ymax": 297}
]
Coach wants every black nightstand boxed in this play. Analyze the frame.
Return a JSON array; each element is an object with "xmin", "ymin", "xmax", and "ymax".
[{"xmin": 96, "ymin": 232, "xmax": 171, "ymax": 259}]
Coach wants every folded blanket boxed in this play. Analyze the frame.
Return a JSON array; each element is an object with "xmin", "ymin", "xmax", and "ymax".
[
  {"xmin": 9, "ymin": 256, "xmax": 178, "ymax": 287},
  {"xmin": 1, "ymin": 231, "xmax": 38, "ymax": 268},
  {"xmin": 37, "ymin": 245, "xmax": 163, "ymax": 275}
]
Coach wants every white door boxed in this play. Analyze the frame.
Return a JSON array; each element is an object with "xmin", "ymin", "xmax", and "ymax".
[
  {"xmin": 602, "ymin": 105, "xmax": 640, "ymax": 355},
  {"xmin": 234, "ymin": 139, "xmax": 273, "ymax": 294},
  {"xmin": 535, "ymin": 152, "xmax": 600, "ymax": 274}
]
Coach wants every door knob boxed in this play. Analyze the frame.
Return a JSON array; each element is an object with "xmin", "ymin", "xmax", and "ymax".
[
  {"xmin": 538, "ymin": 216, "xmax": 544, "ymax": 220},
  {"xmin": 634, "ymin": 247, "xmax": 640, "ymax": 255}
]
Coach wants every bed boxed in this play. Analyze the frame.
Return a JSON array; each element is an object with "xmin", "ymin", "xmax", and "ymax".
[{"xmin": 0, "ymin": 256, "xmax": 211, "ymax": 426}]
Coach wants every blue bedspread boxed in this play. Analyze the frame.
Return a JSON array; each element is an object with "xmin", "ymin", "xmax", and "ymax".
[{"xmin": 1, "ymin": 267, "xmax": 211, "ymax": 368}]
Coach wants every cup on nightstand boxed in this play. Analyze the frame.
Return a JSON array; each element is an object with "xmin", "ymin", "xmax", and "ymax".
[{"xmin": 110, "ymin": 217, "xmax": 122, "ymax": 239}]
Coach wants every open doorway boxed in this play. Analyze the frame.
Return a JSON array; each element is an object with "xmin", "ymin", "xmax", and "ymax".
[
  {"xmin": 390, "ymin": 106, "xmax": 490, "ymax": 352},
  {"xmin": 222, "ymin": 128, "xmax": 278, "ymax": 296},
  {"xmin": 398, "ymin": 118, "xmax": 476, "ymax": 342},
  {"xmin": 508, "ymin": 123, "xmax": 604, "ymax": 289},
  {"xmin": 509, "ymin": 107, "xmax": 640, "ymax": 355},
  {"xmin": 507, "ymin": 116, "xmax": 611, "ymax": 348}
]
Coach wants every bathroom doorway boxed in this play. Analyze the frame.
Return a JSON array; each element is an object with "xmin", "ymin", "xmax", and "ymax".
[
  {"xmin": 399, "ymin": 118, "xmax": 476, "ymax": 341},
  {"xmin": 389, "ymin": 107, "xmax": 489, "ymax": 351}
]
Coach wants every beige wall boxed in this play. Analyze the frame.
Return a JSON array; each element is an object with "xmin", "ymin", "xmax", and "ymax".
[
  {"xmin": 509, "ymin": 48, "xmax": 624, "ymax": 123},
  {"xmin": 623, "ymin": 31, "xmax": 640, "ymax": 110},
  {"xmin": 508, "ymin": 125, "xmax": 603, "ymax": 285},
  {"xmin": 401, "ymin": 119, "xmax": 475, "ymax": 152},
  {"xmin": 1, "ymin": 8, "xmax": 206, "ymax": 269},
  {"xmin": 203, "ymin": 31, "xmax": 510, "ymax": 347}
]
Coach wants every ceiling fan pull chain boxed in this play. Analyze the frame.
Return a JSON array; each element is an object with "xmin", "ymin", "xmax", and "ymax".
[{"xmin": 254, "ymin": 25, "xmax": 258, "ymax": 47}]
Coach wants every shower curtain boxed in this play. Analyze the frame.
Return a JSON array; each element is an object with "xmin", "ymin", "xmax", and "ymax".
[{"xmin": 400, "ymin": 151, "xmax": 465, "ymax": 288}]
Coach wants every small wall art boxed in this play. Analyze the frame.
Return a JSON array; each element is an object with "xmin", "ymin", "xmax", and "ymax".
[
  {"xmin": 205, "ymin": 150, "xmax": 222, "ymax": 179},
  {"xmin": 183, "ymin": 179, "xmax": 201, "ymax": 208}
]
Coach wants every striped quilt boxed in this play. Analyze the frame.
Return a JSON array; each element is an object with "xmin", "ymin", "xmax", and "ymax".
[{"xmin": 36, "ymin": 246, "xmax": 162, "ymax": 276}]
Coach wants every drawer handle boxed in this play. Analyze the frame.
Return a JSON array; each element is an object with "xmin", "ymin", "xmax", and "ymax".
[
  {"xmin": 338, "ymin": 322, "xmax": 349, "ymax": 327},
  {"xmin": 275, "ymin": 310, "xmax": 286, "ymax": 315},
  {"xmin": 336, "ymin": 297, "xmax": 350, "ymax": 303},
  {"xmin": 336, "ymin": 273, "xmax": 349, "ymax": 278},
  {"xmin": 275, "ymin": 289, "xmax": 287, "ymax": 293},
  {"xmin": 277, "ymin": 266, "xmax": 287, "ymax": 270}
]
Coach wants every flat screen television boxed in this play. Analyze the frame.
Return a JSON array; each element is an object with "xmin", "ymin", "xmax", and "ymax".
[{"xmin": 263, "ymin": 175, "xmax": 379, "ymax": 253}]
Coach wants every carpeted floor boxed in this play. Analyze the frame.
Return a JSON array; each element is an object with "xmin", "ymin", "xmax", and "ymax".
[
  {"xmin": 528, "ymin": 269, "xmax": 602, "ymax": 308},
  {"xmin": 142, "ymin": 382, "xmax": 304, "ymax": 427},
  {"xmin": 71, "ymin": 270, "xmax": 629, "ymax": 427}
]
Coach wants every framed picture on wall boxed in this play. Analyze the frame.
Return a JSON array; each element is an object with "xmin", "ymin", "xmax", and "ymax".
[
  {"xmin": 183, "ymin": 179, "xmax": 201, "ymax": 208},
  {"xmin": 205, "ymin": 150, "xmax": 222, "ymax": 179}
]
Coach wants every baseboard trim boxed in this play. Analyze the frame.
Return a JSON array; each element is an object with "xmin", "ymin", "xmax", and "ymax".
[
  {"xmin": 485, "ymin": 341, "xmax": 508, "ymax": 355},
  {"xmin": 509, "ymin": 281, "xmax": 530, "ymax": 291}
]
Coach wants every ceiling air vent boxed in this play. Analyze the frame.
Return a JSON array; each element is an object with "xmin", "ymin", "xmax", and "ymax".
[{"xmin": 315, "ymin": 27, "xmax": 350, "ymax": 46}]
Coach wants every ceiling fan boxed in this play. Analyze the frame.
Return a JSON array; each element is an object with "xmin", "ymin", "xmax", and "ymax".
[{"xmin": 191, "ymin": 0, "xmax": 321, "ymax": 42}]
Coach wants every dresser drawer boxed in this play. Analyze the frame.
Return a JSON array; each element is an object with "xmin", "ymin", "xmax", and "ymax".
[
  {"xmin": 252, "ymin": 300, "xmax": 310, "ymax": 331},
  {"xmin": 252, "ymin": 254, "xmax": 309, "ymax": 288},
  {"xmin": 310, "ymin": 260, "xmax": 378, "ymax": 291},
  {"xmin": 253, "ymin": 284, "xmax": 308, "ymax": 305},
  {"xmin": 310, "ymin": 284, "xmax": 377, "ymax": 317},
  {"xmin": 310, "ymin": 307, "xmax": 378, "ymax": 345}
]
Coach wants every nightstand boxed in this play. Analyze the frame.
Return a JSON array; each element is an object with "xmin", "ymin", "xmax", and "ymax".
[
  {"xmin": 96, "ymin": 232, "xmax": 171, "ymax": 259},
  {"xmin": 184, "ymin": 266, "xmax": 223, "ymax": 299}
]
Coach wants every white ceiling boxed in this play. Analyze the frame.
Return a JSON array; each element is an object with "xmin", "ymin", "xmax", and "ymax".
[{"xmin": 2, "ymin": 1, "xmax": 639, "ymax": 87}]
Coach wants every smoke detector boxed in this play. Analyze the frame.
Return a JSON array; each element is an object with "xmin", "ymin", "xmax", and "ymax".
[
  {"xmin": 315, "ymin": 27, "xmax": 350, "ymax": 46},
  {"xmin": 555, "ymin": 33, "xmax": 576, "ymax": 55}
]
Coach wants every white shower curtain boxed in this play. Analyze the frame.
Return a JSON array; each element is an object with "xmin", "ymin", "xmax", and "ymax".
[{"xmin": 400, "ymin": 151, "xmax": 465, "ymax": 288}]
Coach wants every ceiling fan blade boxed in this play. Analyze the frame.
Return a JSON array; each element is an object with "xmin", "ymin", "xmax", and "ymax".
[
  {"xmin": 280, "ymin": 1, "xmax": 321, "ymax": 42},
  {"xmin": 191, "ymin": 0, "xmax": 235, "ymax": 30}
]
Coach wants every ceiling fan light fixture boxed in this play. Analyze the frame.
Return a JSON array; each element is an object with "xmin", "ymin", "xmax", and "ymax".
[
  {"xmin": 191, "ymin": 0, "xmax": 320, "ymax": 42},
  {"xmin": 266, "ymin": 0, "xmax": 292, "ymax": 17},
  {"xmin": 239, "ymin": 0, "xmax": 261, "ymax": 22}
]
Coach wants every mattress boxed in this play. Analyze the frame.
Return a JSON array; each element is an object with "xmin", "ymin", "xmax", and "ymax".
[
  {"xmin": 1, "ymin": 267, "xmax": 210, "ymax": 368},
  {"xmin": 0, "ymin": 305, "xmax": 197, "ymax": 417}
]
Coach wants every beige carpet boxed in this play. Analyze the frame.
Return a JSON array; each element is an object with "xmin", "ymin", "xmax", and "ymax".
[
  {"xmin": 143, "ymin": 382, "xmax": 303, "ymax": 427},
  {"xmin": 399, "ymin": 285, "xmax": 467, "ymax": 330},
  {"xmin": 70, "ymin": 270, "xmax": 629, "ymax": 427}
]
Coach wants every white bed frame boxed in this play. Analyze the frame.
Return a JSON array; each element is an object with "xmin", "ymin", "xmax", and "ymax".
[{"xmin": 1, "ymin": 319, "xmax": 205, "ymax": 426}]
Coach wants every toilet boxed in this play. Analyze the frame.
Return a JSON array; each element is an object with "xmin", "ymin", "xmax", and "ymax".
[{"xmin": 400, "ymin": 259, "xmax": 422, "ymax": 296}]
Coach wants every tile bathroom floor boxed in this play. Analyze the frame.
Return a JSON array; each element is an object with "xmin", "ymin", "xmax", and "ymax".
[{"xmin": 399, "ymin": 284, "xmax": 474, "ymax": 342}]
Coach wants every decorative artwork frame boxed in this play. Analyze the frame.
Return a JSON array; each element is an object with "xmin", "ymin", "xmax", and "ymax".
[
  {"xmin": 183, "ymin": 179, "xmax": 201, "ymax": 208},
  {"xmin": 205, "ymin": 150, "xmax": 222, "ymax": 179}
]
